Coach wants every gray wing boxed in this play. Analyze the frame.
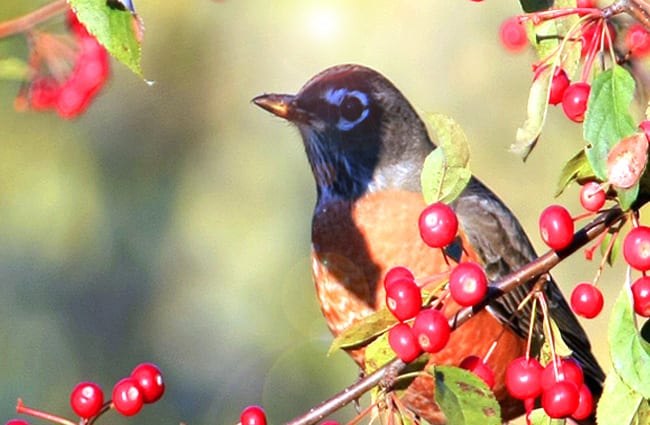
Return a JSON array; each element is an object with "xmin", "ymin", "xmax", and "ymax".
[{"xmin": 453, "ymin": 177, "xmax": 605, "ymax": 395}]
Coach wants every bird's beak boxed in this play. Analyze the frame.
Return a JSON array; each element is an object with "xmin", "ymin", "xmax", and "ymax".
[{"xmin": 253, "ymin": 93, "xmax": 299, "ymax": 121}]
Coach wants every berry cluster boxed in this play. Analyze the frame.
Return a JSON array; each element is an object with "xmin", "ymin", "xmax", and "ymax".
[
  {"xmin": 499, "ymin": 3, "xmax": 650, "ymax": 124},
  {"xmin": 5, "ymin": 363, "xmax": 164, "ymax": 425},
  {"xmin": 506, "ymin": 356, "xmax": 593, "ymax": 420},
  {"xmin": 536, "ymin": 167, "xmax": 650, "ymax": 319},
  {"xmin": 15, "ymin": 9, "xmax": 110, "ymax": 119},
  {"xmin": 537, "ymin": 188, "xmax": 607, "ymax": 319},
  {"xmin": 384, "ymin": 202, "xmax": 496, "ymax": 388}
]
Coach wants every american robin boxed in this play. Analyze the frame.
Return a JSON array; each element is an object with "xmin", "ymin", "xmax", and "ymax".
[{"xmin": 253, "ymin": 64, "xmax": 604, "ymax": 424}]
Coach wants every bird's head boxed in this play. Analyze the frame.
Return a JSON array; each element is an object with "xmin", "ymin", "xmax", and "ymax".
[{"xmin": 254, "ymin": 64, "xmax": 435, "ymax": 201}]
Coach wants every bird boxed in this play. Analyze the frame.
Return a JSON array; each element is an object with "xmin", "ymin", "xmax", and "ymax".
[{"xmin": 253, "ymin": 64, "xmax": 604, "ymax": 424}]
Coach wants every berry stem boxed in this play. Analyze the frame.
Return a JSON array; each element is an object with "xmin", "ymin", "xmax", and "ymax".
[
  {"xmin": 15, "ymin": 398, "xmax": 77, "ymax": 425},
  {"xmin": 0, "ymin": 0, "xmax": 69, "ymax": 39},
  {"xmin": 581, "ymin": 20, "xmax": 601, "ymax": 82},
  {"xmin": 592, "ymin": 227, "xmax": 621, "ymax": 285},
  {"xmin": 483, "ymin": 339, "xmax": 499, "ymax": 363},
  {"xmin": 343, "ymin": 399, "xmax": 377, "ymax": 425},
  {"xmin": 389, "ymin": 392, "xmax": 420, "ymax": 425},
  {"xmin": 87, "ymin": 401, "xmax": 113, "ymax": 425},
  {"xmin": 584, "ymin": 229, "xmax": 608, "ymax": 260},
  {"xmin": 525, "ymin": 296, "xmax": 539, "ymax": 361},
  {"xmin": 536, "ymin": 293, "xmax": 559, "ymax": 374},
  {"xmin": 572, "ymin": 211, "xmax": 596, "ymax": 222}
]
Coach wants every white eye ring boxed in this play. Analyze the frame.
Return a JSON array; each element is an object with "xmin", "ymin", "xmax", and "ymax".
[{"xmin": 323, "ymin": 88, "xmax": 369, "ymax": 131}]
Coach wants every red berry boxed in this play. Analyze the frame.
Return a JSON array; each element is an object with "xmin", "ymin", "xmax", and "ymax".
[
  {"xmin": 623, "ymin": 226, "xmax": 650, "ymax": 271},
  {"xmin": 131, "ymin": 363, "xmax": 165, "ymax": 403},
  {"xmin": 385, "ymin": 278, "xmax": 422, "ymax": 321},
  {"xmin": 539, "ymin": 205, "xmax": 574, "ymax": 250},
  {"xmin": 112, "ymin": 377, "xmax": 144, "ymax": 416},
  {"xmin": 500, "ymin": 17, "xmax": 528, "ymax": 53},
  {"xmin": 562, "ymin": 82, "xmax": 590, "ymax": 123},
  {"xmin": 459, "ymin": 355, "xmax": 496, "ymax": 389},
  {"xmin": 570, "ymin": 283, "xmax": 604, "ymax": 319},
  {"xmin": 548, "ymin": 68, "xmax": 570, "ymax": 106},
  {"xmin": 625, "ymin": 24, "xmax": 650, "ymax": 58},
  {"xmin": 5, "ymin": 420, "xmax": 30, "ymax": 425},
  {"xmin": 412, "ymin": 308, "xmax": 451, "ymax": 353},
  {"xmin": 572, "ymin": 384, "xmax": 594, "ymax": 420},
  {"xmin": 542, "ymin": 381, "xmax": 580, "ymax": 418},
  {"xmin": 505, "ymin": 356, "xmax": 544, "ymax": 400},
  {"xmin": 240, "ymin": 405, "xmax": 267, "ymax": 425},
  {"xmin": 418, "ymin": 202, "xmax": 458, "ymax": 248},
  {"xmin": 631, "ymin": 276, "xmax": 650, "ymax": 317},
  {"xmin": 70, "ymin": 381, "xmax": 104, "ymax": 418},
  {"xmin": 384, "ymin": 266, "xmax": 415, "ymax": 290},
  {"xmin": 577, "ymin": 0, "xmax": 596, "ymax": 7},
  {"xmin": 541, "ymin": 358, "xmax": 584, "ymax": 390},
  {"xmin": 29, "ymin": 77, "xmax": 60, "ymax": 110},
  {"xmin": 449, "ymin": 262, "xmax": 488, "ymax": 307},
  {"xmin": 56, "ymin": 83, "xmax": 92, "ymax": 119},
  {"xmin": 388, "ymin": 323, "xmax": 421, "ymax": 362},
  {"xmin": 579, "ymin": 181, "xmax": 606, "ymax": 212}
]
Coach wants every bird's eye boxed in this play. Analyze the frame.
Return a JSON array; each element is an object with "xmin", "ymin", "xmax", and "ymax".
[
  {"xmin": 322, "ymin": 88, "xmax": 370, "ymax": 131},
  {"xmin": 340, "ymin": 95, "xmax": 364, "ymax": 122},
  {"xmin": 335, "ymin": 90, "xmax": 369, "ymax": 131}
]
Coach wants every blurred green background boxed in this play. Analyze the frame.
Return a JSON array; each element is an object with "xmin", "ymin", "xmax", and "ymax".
[{"xmin": 0, "ymin": 1, "xmax": 624, "ymax": 424}]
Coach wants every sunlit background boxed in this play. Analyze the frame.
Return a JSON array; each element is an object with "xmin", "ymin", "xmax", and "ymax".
[{"xmin": 0, "ymin": 2, "xmax": 625, "ymax": 424}]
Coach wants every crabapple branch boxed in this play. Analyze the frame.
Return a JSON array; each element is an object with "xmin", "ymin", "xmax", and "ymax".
[
  {"xmin": 0, "ymin": 0, "xmax": 68, "ymax": 39},
  {"xmin": 283, "ymin": 206, "xmax": 626, "ymax": 425},
  {"xmin": 620, "ymin": 0, "xmax": 650, "ymax": 30}
]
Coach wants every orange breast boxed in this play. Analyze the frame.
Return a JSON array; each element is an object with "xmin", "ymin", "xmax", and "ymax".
[{"xmin": 311, "ymin": 190, "xmax": 527, "ymax": 423}]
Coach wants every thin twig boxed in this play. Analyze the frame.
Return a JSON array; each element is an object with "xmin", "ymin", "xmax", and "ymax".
[{"xmin": 0, "ymin": 0, "xmax": 68, "ymax": 39}]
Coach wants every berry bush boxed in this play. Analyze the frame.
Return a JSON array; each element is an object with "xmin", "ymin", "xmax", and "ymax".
[{"xmin": 3, "ymin": 1, "xmax": 650, "ymax": 425}]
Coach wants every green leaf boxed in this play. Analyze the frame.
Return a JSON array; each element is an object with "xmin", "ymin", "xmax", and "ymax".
[
  {"xmin": 640, "ymin": 319, "xmax": 650, "ymax": 348},
  {"xmin": 327, "ymin": 308, "xmax": 397, "ymax": 356},
  {"xmin": 516, "ymin": 0, "xmax": 581, "ymax": 161},
  {"xmin": 421, "ymin": 113, "xmax": 472, "ymax": 204},
  {"xmin": 0, "ymin": 57, "xmax": 29, "ymax": 81},
  {"xmin": 555, "ymin": 148, "xmax": 596, "ymax": 196},
  {"xmin": 365, "ymin": 332, "xmax": 396, "ymax": 374},
  {"xmin": 584, "ymin": 66, "xmax": 637, "ymax": 180},
  {"xmin": 67, "ymin": 0, "xmax": 144, "ymax": 77},
  {"xmin": 596, "ymin": 371, "xmax": 644, "ymax": 425},
  {"xmin": 527, "ymin": 408, "xmax": 566, "ymax": 425},
  {"xmin": 618, "ymin": 184, "xmax": 641, "ymax": 212},
  {"xmin": 512, "ymin": 68, "xmax": 550, "ymax": 160},
  {"xmin": 637, "ymin": 400, "xmax": 650, "ymax": 425},
  {"xmin": 539, "ymin": 318, "xmax": 573, "ymax": 366},
  {"xmin": 433, "ymin": 365, "xmax": 501, "ymax": 425},
  {"xmin": 609, "ymin": 285, "xmax": 650, "ymax": 398}
]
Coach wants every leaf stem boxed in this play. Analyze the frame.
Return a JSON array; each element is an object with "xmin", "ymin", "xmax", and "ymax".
[{"xmin": 0, "ymin": 0, "xmax": 68, "ymax": 39}]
